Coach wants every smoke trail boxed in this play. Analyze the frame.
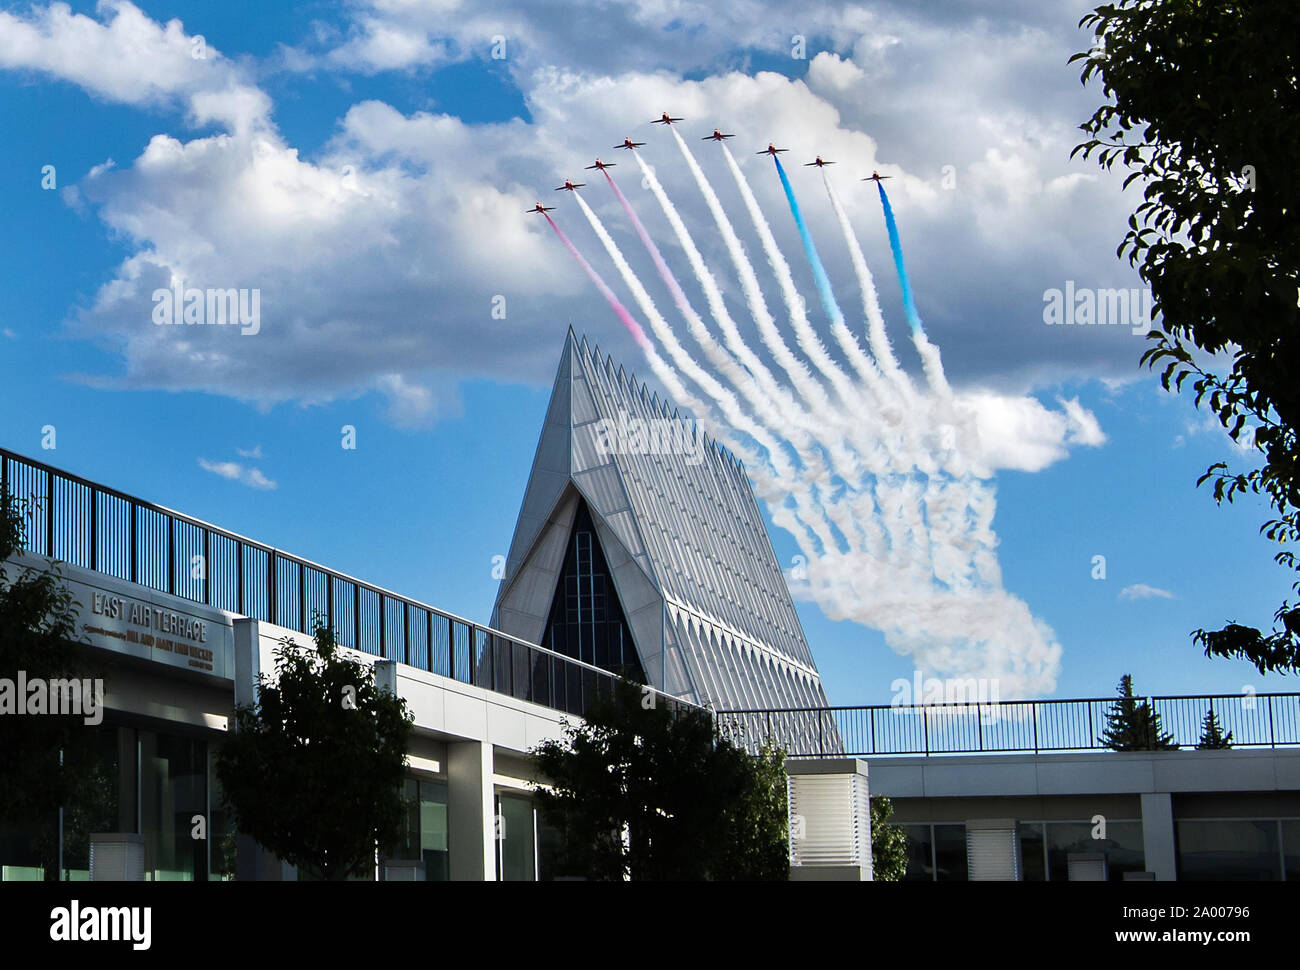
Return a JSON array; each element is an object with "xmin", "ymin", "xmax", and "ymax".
[
  {"xmin": 544, "ymin": 141, "xmax": 1078, "ymax": 698},
  {"xmin": 573, "ymin": 187, "xmax": 843, "ymax": 553},
  {"xmin": 877, "ymin": 181, "xmax": 924, "ymax": 339},
  {"xmin": 601, "ymin": 167, "xmax": 792, "ymax": 456},
  {"xmin": 821, "ymin": 171, "xmax": 907, "ymax": 390},
  {"xmin": 570, "ymin": 191, "xmax": 808, "ymax": 490},
  {"xmin": 666, "ymin": 133, "xmax": 840, "ymax": 421},
  {"xmin": 544, "ymin": 213, "xmax": 651, "ymax": 352},
  {"xmin": 772, "ymin": 157, "xmax": 897, "ymax": 417}
]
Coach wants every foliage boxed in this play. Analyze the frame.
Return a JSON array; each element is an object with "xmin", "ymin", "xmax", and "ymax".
[
  {"xmin": 0, "ymin": 485, "xmax": 104, "ymax": 877},
  {"xmin": 215, "ymin": 621, "xmax": 414, "ymax": 880},
  {"xmin": 532, "ymin": 678, "xmax": 789, "ymax": 880},
  {"xmin": 870, "ymin": 794, "xmax": 909, "ymax": 882},
  {"xmin": 1196, "ymin": 707, "xmax": 1234, "ymax": 749},
  {"xmin": 1098, "ymin": 674, "xmax": 1176, "ymax": 751},
  {"xmin": 1072, "ymin": 0, "xmax": 1300, "ymax": 674}
]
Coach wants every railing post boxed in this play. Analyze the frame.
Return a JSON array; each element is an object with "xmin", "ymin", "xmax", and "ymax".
[
  {"xmin": 1269, "ymin": 695, "xmax": 1276, "ymax": 749},
  {"xmin": 427, "ymin": 611, "xmax": 434, "ymax": 674},
  {"xmin": 1032, "ymin": 703, "xmax": 1039, "ymax": 755},
  {"xmin": 299, "ymin": 562, "xmax": 306, "ymax": 633},
  {"xmin": 203, "ymin": 530, "xmax": 211, "ymax": 605},
  {"xmin": 379, "ymin": 593, "xmax": 387, "ymax": 659},
  {"xmin": 353, "ymin": 584, "xmax": 361, "ymax": 652},
  {"xmin": 166, "ymin": 516, "xmax": 175, "ymax": 595},
  {"xmin": 923, "ymin": 706, "xmax": 930, "ymax": 757},
  {"xmin": 977, "ymin": 703, "xmax": 984, "ymax": 751},
  {"xmin": 870, "ymin": 706, "xmax": 876, "ymax": 755},
  {"xmin": 403, "ymin": 602, "xmax": 410, "ymax": 667},
  {"xmin": 89, "ymin": 487, "xmax": 98, "ymax": 572},
  {"xmin": 267, "ymin": 553, "xmax": 277, "ymax": 626},
  {"xmin": 817, "ymin": 709, "xmax": 823, "ymax": 756},
  {"xmin": 1088, "ymin": 702, "xmax": 1095, "ymax": 750},
  {"xmin": 128, "ymin": 502, "xmax": 137, "ymax": 584},
  {"xmin": 326, "ymin": 575, "xmax": 334, "ymax": 637},
  {"xmin": 235, "ymin": 541, "xmax": 243, "ymax": 614},
  {"xmin": 45, "ymin": 472, "xmax": 55, "ymax": 558}
]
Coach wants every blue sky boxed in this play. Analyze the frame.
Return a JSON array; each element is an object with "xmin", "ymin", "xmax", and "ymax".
[{"xmin": 0, "ymin": 0, "xmax": 1292, "ymax": 705}]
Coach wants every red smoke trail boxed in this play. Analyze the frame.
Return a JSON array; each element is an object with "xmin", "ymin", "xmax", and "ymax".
[{"xmin": 544, "ymin": 213, "xmax": 651, "ymax": 351}]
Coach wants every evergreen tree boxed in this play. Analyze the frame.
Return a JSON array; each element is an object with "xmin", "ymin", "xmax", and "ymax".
[
  {"xmin": 1196, "ymin": 708, "xmax": 1234, "ymax": 750},
  {"xmin": 1098, "ymin": 674, "xmax": 1176, "ymax": 751}
]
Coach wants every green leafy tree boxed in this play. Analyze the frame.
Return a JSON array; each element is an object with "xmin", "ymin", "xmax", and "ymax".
[
  {"xmin": 870, "ymin": 795, "xmax": 909, "ymax": 882},
  {"xmin": 215, "ymin": 621, "xmax": 414, "ymax": 880},
  {"xmin": 1099, "ymin": 674, "xmax": 1176, "ymax": 751},
  {"xmin": 1072, "ymin": 0, "xmax": 1300, "ymax": 674},
  {"xmin": 0, "ymin": 486, "xmax": 104, "ymax": 879},
  {"xmin": 1196, "ymin": 708, "xmax": 1234, "ymax": 749},
  {"xmin": 532, "ymin": 678, "xmax": 789, "ymax": 880}
]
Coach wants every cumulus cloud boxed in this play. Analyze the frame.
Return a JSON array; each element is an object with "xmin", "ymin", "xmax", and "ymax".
[
  {"xmin": 1120, "ymin": 583, "xmax": 1176, "ymax": 602},
  {"xmin": 197, "ymin": 458, "xmax": 277, "ymax": 490},
  {"xmin": 0, "ymin": 0, "xmax": 270, "ymax": 132}
]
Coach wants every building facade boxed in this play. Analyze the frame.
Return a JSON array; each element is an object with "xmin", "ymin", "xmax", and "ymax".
[{"xmin": 491, "ymin": 329, "xmax": 832, "ymax": 719}]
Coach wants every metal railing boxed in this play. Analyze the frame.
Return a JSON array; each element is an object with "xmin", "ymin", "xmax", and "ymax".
[
  {"xmin": 718, "ymin": 693, "xmax": 1300, "ymax": 757},
  {"xmin": 0, "ymin": 446, "xmax": 694, "ymax": 721}
]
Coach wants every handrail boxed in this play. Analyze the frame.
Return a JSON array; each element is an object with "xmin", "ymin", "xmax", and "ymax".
[
  {"xmin": 717, "ymin": 693, "xmax": 1300, "ymax": 757},
  {"xmin": 0, "ymin": 446, "xmax": 694, "ymax": 719}
]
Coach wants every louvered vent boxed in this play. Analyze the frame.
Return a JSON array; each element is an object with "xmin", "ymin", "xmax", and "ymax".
[{"xmin": 788, "ymin": 772, "xmax": 869, "ymax": 868}]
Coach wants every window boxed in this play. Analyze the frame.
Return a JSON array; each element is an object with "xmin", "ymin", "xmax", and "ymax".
[
  {"xmin": 900, "ymin": 823, "xmax": 967, "ymax": 881},
  {"xmin": 496, "ymin": 793, "xmax": 536, "ymax": 881},
  {"xmin": 1177, "ymin": 820, "xmax": 1283, "ymax": 881},
  {"xmin": 395, "ymin": 778, "xmax": 449, "ymax": 880},
  {"xmin": 544, "ymin": 502, "xmax": 645, "ymax": 681}
]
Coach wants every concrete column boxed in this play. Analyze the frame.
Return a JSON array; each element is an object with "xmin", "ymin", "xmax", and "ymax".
[
  {"xmin": 1140, "ymin": 792, "xmax": 1178, "ymax": 881},
  {"xmin": 447, "ymin": 740, "xmax": 496, "ymax": 881}
]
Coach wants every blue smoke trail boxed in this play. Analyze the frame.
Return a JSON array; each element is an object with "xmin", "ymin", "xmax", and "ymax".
[
  {"xmin": 877, "ymin": 181, "xmax": 924, "ymax": 337},
  {"xmin": 773, "ymin": 156, "xmax": 844, "ymax": 328}
]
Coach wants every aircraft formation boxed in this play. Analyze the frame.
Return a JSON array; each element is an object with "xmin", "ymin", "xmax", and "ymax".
[{"xmin": 531, "ymin": 113, "xmax": 893, "ymax": 212}]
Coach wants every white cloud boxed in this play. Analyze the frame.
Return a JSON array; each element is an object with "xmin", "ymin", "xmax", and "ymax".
[
  {"xmin": 235, "ymin": 444, "xmax": 263, "ymax": 459},
  {"xmin": 198, "ymin": 458, "xmax": 276, "ymax": 490},
  {"xmin": 2, "ymin": 328, "xmax": 16, "ymax": 339},
  {"xmin": 960, "ymin": 391, "xmax": 1105, "ymax": 473},
  {"xmin": 0, "ymin": 1, "xmax": 270, "ymax": 132},
  {"xmin": 1119, "ymin": 583, "xmax": 1175, "ymax": 602}
]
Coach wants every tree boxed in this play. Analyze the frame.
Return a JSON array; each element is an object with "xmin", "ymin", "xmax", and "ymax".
[
  {"xmin": 215, "ymin": 621, "xmax": 414, "ymax": 880},
  {"xmin": 870, "ymin": 795, "xmax": 909, "ymax": 882},
  {"xmin": 1099, "ymin": 674, "xmax": 1176, "ymax": 751},
  {"xmin": 1072, "ymin": 0, "xmax": 1300, "ymax": 674},
  {"xmin": 532, "ymin": 678, "xmax": 789, "ymax": 880},
  {"xmin": 0, "ymin": 486, "xmax": 104, "ymax": 878},
  {"xmin": 1196, "ymin": 708, "xmax": 1234, "ymax": 749}
]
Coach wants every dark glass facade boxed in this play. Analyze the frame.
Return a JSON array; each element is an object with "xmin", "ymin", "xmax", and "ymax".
[
  {"xmin": 543, "ymin": 502, "xmax": 645, "ymax": 682},
  {"xmin": 900, "ymin": 823, "xmax": 968, "ymax": 881}
]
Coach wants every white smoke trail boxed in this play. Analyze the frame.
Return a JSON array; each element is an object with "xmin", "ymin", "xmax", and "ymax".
[
  {"xmin": 564, "ymin": 138, "xmax": 1073, "ymax": 698},
  {"xmin": 717, "ymin": 143, "xmax": 861, "ymax": 411}
]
